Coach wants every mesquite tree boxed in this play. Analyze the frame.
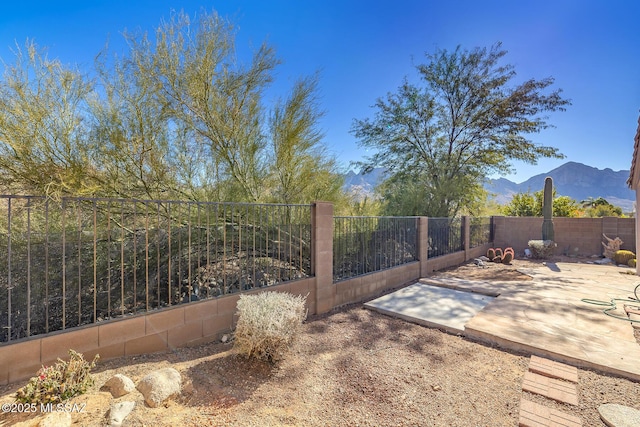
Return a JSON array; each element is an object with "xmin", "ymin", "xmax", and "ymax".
[{"xmin": 352, "ymin": 43, "xmax": 570, "ymax": 217}]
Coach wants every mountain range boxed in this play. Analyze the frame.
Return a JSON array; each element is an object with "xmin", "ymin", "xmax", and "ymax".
[{"xmin": 343, "ymin": 161, "xmax": 636, "ymax": 212}]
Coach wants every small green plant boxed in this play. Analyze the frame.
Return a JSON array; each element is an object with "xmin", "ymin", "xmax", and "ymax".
[
  {"xmin": 628, "ymin": 258, "xmax": 636, "ymax": 268},
  {"xmin": 486, "ymin": 248, "xmax": 495, "ymax": 260},
  {"xmin": 502, "ymin": 251, "xmax": 513, "ymax": 264},
  {"xmin": 614, "ymin": 250, "xmax": 636, "ymax": 265},
  {"xmin": 234, "ymin": 291, "xmax": 307, "ymax": 362},
  {"xmin": 494, "ymin": 248, "xmax": 503, "ymax": 258},
  {"xmin": 15, "ymin": 350, "xmax": 99, "ymax": 404},
  {"xmin": 528, "ymin": 240, "xmax": 556, "ymax": 259}
]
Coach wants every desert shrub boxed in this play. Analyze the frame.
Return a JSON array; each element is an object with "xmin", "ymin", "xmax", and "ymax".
[
  {"xmin": 614, "ymin": 250, "xmax": 635, "ymax": 265},
  {"xmin": 15, "ymin": 350, "xmax": 99, "ymax": 404},
  {"xmin": 528, "ymin": 240, "xmax": 556, "ymax": 259},
  {"xmin": 234, "ymin": 291, "xmax": 307, "ymax": 362}
]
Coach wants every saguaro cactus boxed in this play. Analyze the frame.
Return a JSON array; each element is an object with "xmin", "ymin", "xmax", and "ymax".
[{"xmin": 541, "ymin": 176, "xmax": 555, "ymax": 241}]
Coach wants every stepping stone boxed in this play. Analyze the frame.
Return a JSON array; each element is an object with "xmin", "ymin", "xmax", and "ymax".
[
  {"xmin": 522, "ymin": 371, "xmax": 579, "ymax": 406},
  {"xmin": 598, "ymin": 403, "xmax": 640, "ymax": 427},
  {"xmin": 529, "ymin": 356, "xmax": 578, "ymax": 383},
  {"xmin": 519, "ymin": 398, "xmax": 582, "ymax": 427}
]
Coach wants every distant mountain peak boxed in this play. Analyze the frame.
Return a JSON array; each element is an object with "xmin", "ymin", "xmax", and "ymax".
[
  {"xmin": 343, "ymin": 161, "xmax": 635, "ymax": 212},
  {"xmin": 486, "ymin": 161, "xmax": 634, "ymax": 211}
]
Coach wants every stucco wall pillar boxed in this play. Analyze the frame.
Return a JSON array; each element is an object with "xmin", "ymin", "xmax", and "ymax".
[{"xmin": 312, "ymin": 201, "xmax": 335, "ymax": 313}]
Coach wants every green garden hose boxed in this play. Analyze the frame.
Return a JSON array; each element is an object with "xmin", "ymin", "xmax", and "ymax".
[{"xmin": 581, "ymin": 284, "xmax": 640, "ymax": 323}]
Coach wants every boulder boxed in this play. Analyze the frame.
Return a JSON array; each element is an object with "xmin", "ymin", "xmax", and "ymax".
[
  {"xmin": 136, "ymin": 367, "xmax": 182, "ymax": 408},
  {"xmin": 108, "ymin": 401, "xmax": 136, "ymax": 427},
  {"xmin": 103, "ymin": 373, "xmax": 136, "ymax": 398}
]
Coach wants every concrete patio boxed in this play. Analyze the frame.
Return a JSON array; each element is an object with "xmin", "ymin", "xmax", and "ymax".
[{"xmin": 367, "ymin": 261, "xmax": 640, "ymax": 381}]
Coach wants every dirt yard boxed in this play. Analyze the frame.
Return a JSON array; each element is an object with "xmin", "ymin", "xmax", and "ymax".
[{"xmin": 1, "ymin": 258, "xmax": 639, "ymax": 426}]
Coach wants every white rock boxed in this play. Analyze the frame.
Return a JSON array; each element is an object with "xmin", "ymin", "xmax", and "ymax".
[
  {"xmin": 136, "ymin": 367, "xmax": 182, "ymax": 408},
  {"xmin": 595, "ymin": 258, "xmax": 613, "ymax": 265},
  {"xmin": 598, "ymin": 403, "xmax": 640, "ymax": 427},
  {"xmin": 39, "ymin": 411, "xmax": 71, "ymax": 427},
  {"xmin": 221, "ymin": 334, "xmax": 229, "ymax": 343},
  {"xmin": 109, "ymin": 401, "xmax": 136, "ymax": 427},
  {"xmin": 104, "ymin": 373, "xmax": 136, "ymax": 398}
]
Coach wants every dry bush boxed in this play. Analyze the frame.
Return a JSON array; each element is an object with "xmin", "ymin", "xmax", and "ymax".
[
  {"xmin": 528, "ymin": 240, "xmax": 556, "ymax": 259},
  {"xmin": 234, "ymin": 291, "xmax": 307, "ymax": 362}
]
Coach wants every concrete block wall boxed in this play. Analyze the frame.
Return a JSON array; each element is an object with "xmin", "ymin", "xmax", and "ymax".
[
  {"xmin": 335, "ymin": 262, "xmax": 420, "ymax": 307},
  {"xmin": 0, "ymin": 277, "xmax": 315, "ymax": 385},
  {"xmin": 493, "ymin": 216, "xmax": 636, "ymax": 256}
]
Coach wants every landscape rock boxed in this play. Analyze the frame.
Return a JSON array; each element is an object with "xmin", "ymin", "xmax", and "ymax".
[
  {"xmin": 108, "ymin": 400, "xmax": 136, "ymax": 427},
  {"xmin": 39, "ymin": 411, "xmax": 71, "ymax": 427},
  {"xmin": 598, "ymin": 403, "xmax": 640, "ymax": 427},
  {"xmin": 181, "ymin": 378, "xmax": 196, "ymax": 395},
  {"xmin": 103, "ymin": 373, "xmax": 136, "ymax": 397},
  {"xmin": 473, "ymin": 258, "xmax": 486, "ymax": 268},
  {"xmin": 136, "ymin": 367, "xmax": 182, "ymax": 408},
  {"xmin": 595, "ymin": 257, "xmax": 612, "ymax": 265}
]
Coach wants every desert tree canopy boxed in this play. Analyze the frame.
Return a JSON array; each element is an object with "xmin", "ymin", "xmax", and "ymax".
[{"xmin": 352, "ymin": 42, "xmax": 570, "ymax": 217}]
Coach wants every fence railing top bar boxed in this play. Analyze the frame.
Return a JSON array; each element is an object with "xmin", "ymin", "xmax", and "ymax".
[
  {"xmin": 0, "ymin": 194, "xmax": 312, "ymax": 208},
  {"xmin": 333, "ymin": 216, "xmax": 419, "ymax": 219}
]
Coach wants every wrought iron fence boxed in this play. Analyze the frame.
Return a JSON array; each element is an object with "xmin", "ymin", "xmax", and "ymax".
[
  {"xmin": 427, "ymin": 217, "xmax": 463, "ymax": 258},
  {"xmin": 0, "ymin": 195, "xmax": 312, "ymax": 343},
  {"xmin": 333, "ymin": 216, "xmax": 418, "ymax": 282},
  {"xmin": 469, "ymin": 217, "xmax": 492, "ymax": 248}
]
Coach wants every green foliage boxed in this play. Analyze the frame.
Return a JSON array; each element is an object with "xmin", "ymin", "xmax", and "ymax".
[
  {"xmin": 268, "ymin": 74, "xmax": 344, "ymax": 204},
  {"xmin": 614, "ymin": 250, "xmax": 636, "ymax": 265},
  {"xmin": 0, "ymin": 11, "xmax": 346, "ymax": 205},
  {"xmin": 486, "ymin": 248, "xmax": 495, "ymax": 260},
  {"xmin": 501, "ymin": 192, "xmax": 538, "ymax": 216},
  {"xmin": 15, "ymin": 350, "xmax": 99, "ymax": 404},
  {"xmin": 502, "ymin": 251, "xmax": 513, "ymax": 264},
  {"xmin": 234, "ymin": 291, "xmax": 307, "ymax": 362},
  {"xmin": 553, "ymin": 196, "xmax": 580, "ymax": 217},
  {"xmin": 501, "ymin": 189, "xmax": 579, "ymax": 218},
  {"xmin": 352, "ymin": 42, "xmax": 569, "ymax": 217},
  {"xmin": 583, "ymin": 201, "xmax": 624, "ymax": 218},
  {"xmin": 339, "ymin": 195, "xmax": 383, "ymax": 216},
  {"xmin": 0, "ymin": 42, "xmax": 97, "ymax": 197},
  {"xmin": 628, "ymin": 259, "xmax": 636, "ymax": 268},
  {"xmin": 528, "ymin": 240, "xmax": 556, "ymax": 259}
]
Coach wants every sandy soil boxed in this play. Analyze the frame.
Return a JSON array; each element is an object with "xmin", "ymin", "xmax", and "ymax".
[{"xmin": 1, "ymin": 257, "xmax": 639, "ymax": 426}]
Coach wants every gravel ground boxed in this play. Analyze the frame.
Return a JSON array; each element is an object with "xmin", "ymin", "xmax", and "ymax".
[{"xmin": 1, "ymin": 258, "xmax": 639, "ymax": 426}]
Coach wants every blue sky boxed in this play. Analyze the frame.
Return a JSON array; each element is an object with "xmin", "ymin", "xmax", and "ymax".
[{"xmin": 0, "ymin": 0, "xmax": 638, "ymax": 183}]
